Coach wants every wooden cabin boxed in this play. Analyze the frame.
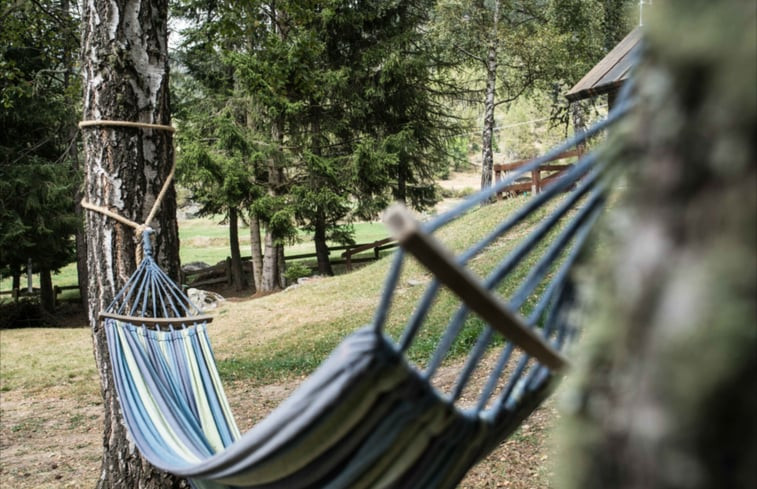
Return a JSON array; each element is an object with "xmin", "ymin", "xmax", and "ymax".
[{"xmin": 494, "ymin": 27, "xmax": 641, "ymax": 198}]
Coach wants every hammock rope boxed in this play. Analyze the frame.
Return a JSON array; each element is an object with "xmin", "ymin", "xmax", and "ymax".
[
  {"xmin": 91, "ymin": 77, "xmax": 635, "ymax": 488},
  {"xmin": 78, "ymin": 119, "xmax": 176, "ymax": 263}
]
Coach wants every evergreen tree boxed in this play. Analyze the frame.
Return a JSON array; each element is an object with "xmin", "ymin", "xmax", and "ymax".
[
  {"xmin": 173, "ymin": 69, "xmax": 263, "ymax": 291},
  {"xmin": 174, "ymin": 0, "xmax": 296, "ymax": 290},
  {"xmin": 430, "ymin": 0, "xmax": 608, "ymax": 192},
  {"xmin": 176, "ymin": 0, "xmax": 457, "ymax": 279},
  {"xmin": 0, "ymin": 0, "xmax": 80, "ymax": 313}
]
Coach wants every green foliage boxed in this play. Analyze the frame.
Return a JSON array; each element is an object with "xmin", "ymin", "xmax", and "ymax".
[
  {"xmin": 0, "ymin": 0, "xmax": 80, "ymax": 279},
  {"xmin": 430, "ymin": 0, "xmax": 628, "ymax": 161},
  {"xmin": 173, "ymin": 0, "xmax": 460, "ymax": 276},
  {"xmin": 283, "ymin": 261, "xmax": 312, "ymax": 284}
]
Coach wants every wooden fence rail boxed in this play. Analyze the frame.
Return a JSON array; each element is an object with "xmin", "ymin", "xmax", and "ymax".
[
  {"xmin": 181, "ymin": 237, "xmax": 398, "ymax": 287},
  {"xmin": 2, "ymin": 238, "xmax": 399, "ymax": 296},
  {"xmin": 493, "ymin": 149, "xmax": 582, "ymax": 199}
]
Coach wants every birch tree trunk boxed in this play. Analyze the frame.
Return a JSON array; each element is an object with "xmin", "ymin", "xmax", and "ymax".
[
  {"xmin": 249, "ymin": 213, "xmax": 263, "ymax": 292},
  {"xmin": 81, "ymin": 0, "xmax": 183, "ymax": 487},
  {"xmin": 480, "ymin": 0, "xmax": 500, "ymax": 196}
]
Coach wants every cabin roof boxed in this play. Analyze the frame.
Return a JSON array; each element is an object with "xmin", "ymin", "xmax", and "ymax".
[{"xmin": 566, "ymin": 27, "xmax": 641, "ymax": 102}]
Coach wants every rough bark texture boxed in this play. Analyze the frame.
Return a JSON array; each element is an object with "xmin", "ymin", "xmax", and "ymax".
[
  {"xmin": 480, "ymin": 0, "xmax": 500, "ymax": 195},
  {"xmin": 559, "ymin": 3, "xmax": 756, "ymax": 489},
  {"xmin": 80, "ymin": 0, "xmax": 183, "ymax": 487}
]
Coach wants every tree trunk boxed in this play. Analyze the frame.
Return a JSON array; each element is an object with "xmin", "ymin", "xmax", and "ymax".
[
  {"xmin": 11, "ymin": 269, "xmax": 20, "ymax": 302},
  {"xmin": 480, "ymin": 0, "xmax": 500, "ymax": 197},
  {"xmin": 80, "ymin": 0, "xmax": 184, "ymax": 487},
  {"xmin": 39, "ymin": 268, "xmax": 55, "ymax": 314},
  {"xmin": 27, "ymin": 258, "xmax": 33, "ymax": 293},
  {"xmin": 559, "ymin": 3, "xmax": 757, "ymax": 489},
  {"xmin": 249, "ymin": 212, "xmax": 263, "ymax": 292},
  {"xmin": 314, "ymin": 210, "xmax": 333, "ymax": 276},
  {"xmin": 396, "ymin": 161, "xmax": 407, "ymax": 204},
  {"xmin": 261, "ymin": 227, "xmax": 279, "ymax": 292},
  {"xmin": 277, "ymin": 244, "xmax": 286, "ymax": 288},
  {"xmin": 228, "ymin": 207, "xmax": 246, "ymax": 291},
  {"xmin": 261, "ymin": 117, "xmax": 285, "ymax": 293},
  {"xmin": 75, "ymin": 210, "xmax": 89, "ymax": 306}
]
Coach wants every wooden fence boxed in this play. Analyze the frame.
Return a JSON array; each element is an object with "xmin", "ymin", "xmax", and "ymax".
[
  {"xmin": 181, "ymin": 238, "xmax": 397, "ymax": 287},
  {"xmin": 0, "ymin": 285, "xmax": 80, "ymax": 306},
  {"xmin": 493, "ymin": 149, "xmax": 581, "ymax": 199},
  {"xmin": 1, "ymin": 238, "xmax": 399, "ymax": 299}
]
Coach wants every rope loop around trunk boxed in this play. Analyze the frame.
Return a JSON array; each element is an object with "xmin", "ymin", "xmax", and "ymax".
[{"xmin": 79, "ymin": 120, "xmax": 176, "ymax": 263}]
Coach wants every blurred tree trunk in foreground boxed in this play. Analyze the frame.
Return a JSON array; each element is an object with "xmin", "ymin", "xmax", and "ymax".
[{"xmin": 560, "ymin": 2, "xmax": 756, "ymax": 489}]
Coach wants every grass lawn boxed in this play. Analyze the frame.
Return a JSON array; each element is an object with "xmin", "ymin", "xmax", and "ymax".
[{"xmin": 0, "ymin": 193, "xmax": 569, "ymax": 488}]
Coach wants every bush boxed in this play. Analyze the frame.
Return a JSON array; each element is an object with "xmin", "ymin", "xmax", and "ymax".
[
  {"xmin": 0, "ymin": 297, "xmax": 47, "ymax": 329},
  {"xmin": 283, "ymin": 261, "xmax": 312, "ymax": 285}
]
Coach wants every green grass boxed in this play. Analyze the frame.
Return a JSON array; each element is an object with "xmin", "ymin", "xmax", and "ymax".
[
  {"xmin": 206, "ymin": 194, "xmax": 573, "ymax": 385},
  {"xmin": 0, "ymin": 327, "xmax": 100, "ymax": 401},
  {"xmin": 1, "ymin": 193, "xmax": 577, "ymax": 392},
  {"xmin": 180, "ymin": 218, "xmax": 388, "ymax": 265}
]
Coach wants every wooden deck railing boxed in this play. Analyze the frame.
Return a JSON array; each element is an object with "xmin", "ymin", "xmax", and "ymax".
[{"xmin": 493, "ymin": 149, "xmax": 582, "ymax": 199}]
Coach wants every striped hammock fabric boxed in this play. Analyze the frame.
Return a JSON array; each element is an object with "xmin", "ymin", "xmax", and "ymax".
[
  {"xmin": 106, "ymin": 321, "xmax": 551, "ymax": 489},
  {"xmin": 101, "ymin": 87, "xmax": 634, "ymax": 488}
]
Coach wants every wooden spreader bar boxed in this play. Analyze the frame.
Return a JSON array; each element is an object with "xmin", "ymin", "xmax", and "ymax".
[
  {"xmin": 384, "ymin": 204, "xmax": 569, "ymax": 371},
  {"xmin": 100, "ymin": 311, "xmax": 213, "ymax": 327}
]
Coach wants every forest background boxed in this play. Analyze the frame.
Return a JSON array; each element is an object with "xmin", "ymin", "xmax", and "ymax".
[{"xmin": 0, "ymin": 0, "xmax": 635, "ymax": 311}]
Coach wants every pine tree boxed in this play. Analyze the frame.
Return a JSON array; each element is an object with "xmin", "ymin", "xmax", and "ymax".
[{"xmin": 0, "ymin": 0, "xmax": 80, "ymax": 313}]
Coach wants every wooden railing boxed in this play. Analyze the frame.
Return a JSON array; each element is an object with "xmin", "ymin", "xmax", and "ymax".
[
  {"xmin": 493, "ymin": 149, "xmax": 582, "ymax": 199},
  {"xmin": 341, "ymin": 237, "xmax": 397, "ymax": 271},
  {"xmin": 0, "ymin": 285, "xmax": 80, "ymax": 306},
  {"xmin": 181, "ymin": 238, "xmax": 398, "ymax": 287}
]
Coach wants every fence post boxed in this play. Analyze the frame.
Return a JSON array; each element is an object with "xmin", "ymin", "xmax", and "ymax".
[
  {"xmin": 494, "ymin": 165, "xmax": 502, "ymax": 200},
  {"xmin": 531, "ymin": 168, "xmax": 541, "ymax": 195},
  {"xmin": 27, "ymin": 258, "xmax": 33, "ymax": 293}
]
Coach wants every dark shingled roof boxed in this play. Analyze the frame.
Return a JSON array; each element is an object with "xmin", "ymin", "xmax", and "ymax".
[{"xmin": 566, "ymin": 27, "xmax": 641, "ymax": 102}]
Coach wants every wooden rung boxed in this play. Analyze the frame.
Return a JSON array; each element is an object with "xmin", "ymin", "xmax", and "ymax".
[
  {"xmin": 99, "ymin": 311, "xmax": 213, "ymax": 326},
  {"xmin": 384, "ymin": 204, "xmax": 569, "ymax": 371}
]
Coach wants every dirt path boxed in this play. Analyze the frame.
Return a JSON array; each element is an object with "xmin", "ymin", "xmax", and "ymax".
[{"xmin": 0, "ymin": 391, "xmax": 102, "ymax": 488}]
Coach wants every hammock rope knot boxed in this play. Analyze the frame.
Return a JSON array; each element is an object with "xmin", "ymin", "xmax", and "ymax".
[{"xmin": 78, "ymin": 119, "xmax": 175, "ymax": 264}]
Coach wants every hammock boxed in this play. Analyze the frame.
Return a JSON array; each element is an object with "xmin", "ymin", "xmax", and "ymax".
[{"xmin": 101, "ymin": 95, "xmax": 632, "ymax": 489}]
